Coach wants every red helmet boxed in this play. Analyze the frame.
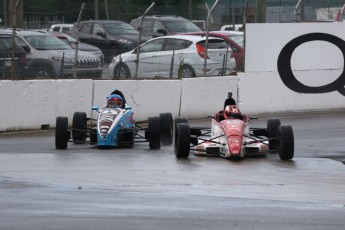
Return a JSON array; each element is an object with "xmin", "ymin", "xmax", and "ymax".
[
  {"xmin": 107, "ymin": 94, "xmax": 123, "ymax": 108},
  {"xmin": 224, "ymin": 105, "xmax": 241, "ymax": 118}
]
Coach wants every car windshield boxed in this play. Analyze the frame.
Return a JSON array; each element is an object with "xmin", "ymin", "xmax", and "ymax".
[
  {"xmin": 226, "ymin": 34, "xmax": 244, "ymax": 48},
  {"xmin": 24, "ymin": 35, "xmax": 73, "ymax": 50},
  {"xmin": 164, "ymin": 20, "xmax": 202, "ymax": 33},
  {"xmin": 104, "ymin": 22, "xmax": 139, "ymax": 36}
]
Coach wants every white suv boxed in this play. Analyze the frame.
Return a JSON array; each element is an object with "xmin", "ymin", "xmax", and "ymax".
[
  {"xmin": 2, "ymin": 30, "xmax": 103, "ymax": 78},
  {"xmin": 109, "ymin": 35, "xmax": 236, "ymax": 79}
]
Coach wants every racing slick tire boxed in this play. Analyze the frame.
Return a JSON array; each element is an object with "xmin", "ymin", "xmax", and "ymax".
[
  {"xmin": 148, "ymin": 116, "xmax": 161, "ymax": 150},
  {"xmin": 174, "ymin": 117, "xmax": 188, "ymax": 133},
  {"xmin": 159, "ymin": 112, "xmax": 173, "ymax": 145},
  {"xmin": 113, "ymin": 63, "xmax": 131, "ymax": 79},
  {"xmin": 267, "ymin": 118, "xmax": 281, "ymax": 151},
  {"xmin": 277, "ymin": 125, "xmax": 294, "ymax": 160},
  {"xmin": 72, "ymin": 112, "xmax": 87, "ymax": 144},
  {"xmin": 175, "ymin": 123, "xmax": 191, "ymax": 159},
  {"xmin": 55, "ymin": 116, "xmax": 69, "ymax": 149}
]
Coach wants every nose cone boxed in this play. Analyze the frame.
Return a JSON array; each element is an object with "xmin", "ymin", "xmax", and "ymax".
[{"xmin": 227, "ymin": 136, "xmax": 242, "ymax": 155}]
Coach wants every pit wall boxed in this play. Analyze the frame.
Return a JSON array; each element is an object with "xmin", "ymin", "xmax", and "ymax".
[{"xmin": 1, "ymin": 22, "xmax": 345, "ymax": 131}]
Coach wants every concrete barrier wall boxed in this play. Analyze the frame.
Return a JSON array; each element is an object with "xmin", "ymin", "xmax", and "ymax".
[
  {"xmin": 180, "ymin": 76, "xmax": 239, "ymax": 119},
  {"xmin": 237, "ymin": 72, "xmax": 345, "ymax": 114},
  {"xmin": 0, "ymin": 80, "xmax": 93, "ymax": 131}
]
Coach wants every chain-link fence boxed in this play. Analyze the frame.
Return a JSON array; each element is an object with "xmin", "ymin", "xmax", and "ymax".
[{"xmin": 0, "ymin": 0, "xmax": 344, "ymax": 80}]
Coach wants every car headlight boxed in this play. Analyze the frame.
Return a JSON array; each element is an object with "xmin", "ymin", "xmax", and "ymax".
[{"xmin": 118, "ymin": 39, "xmax": 134, "ymax": 45}]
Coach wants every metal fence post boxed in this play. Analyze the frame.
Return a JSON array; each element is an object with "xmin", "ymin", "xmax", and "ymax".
[
  {"xmin": 135, "ymin": 2, "xmax": 155, "ymax": 79},
  {"xmin": 10, "ymin": 0, "xmax": 22, "ymax": 80},
  {"xmin": 203, "ymin": 0, "xmax": 219, "ymax": 77},
  {"xmin": 73, "ymin": 2, "xmax": 86, "ymax": 79}
]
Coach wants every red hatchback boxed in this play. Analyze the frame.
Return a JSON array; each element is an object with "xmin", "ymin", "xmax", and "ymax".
[{"xmin": 182, "ymin": 31, "xmax": 244, "ymax": 72}]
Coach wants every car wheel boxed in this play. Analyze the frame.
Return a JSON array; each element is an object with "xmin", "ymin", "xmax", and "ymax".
[
  {"xmin": 55, "ymin": 116, "xmax": 69, "ymax": 149},
  {"xmin": 113, "ymin": 63, "xmax": 131, "ymax": 79},
  {"xmin": 180, "ymin": 64, "xmax": 196, "ymax": 78},
  {"xmin": 72, "ymin": 112, "xmax": 87, "ymax": 144},
  {"xmin": 148, "ymin": 116, "xmax": 161, "ymax": 150},
  {"xmin": 159, "ymin": 112, "xmax": 173, "ymax": 145},
  {"xmin": 267, "ymin": 118, "xmax": 281, "ymax": 151},
  {"xmin": 277, "ymin": 125, "xmax": 294, "ymax": 160},
  {"xmin": 34, "ymin": 65, "xmax": 54, "ymax": 79},
  {"xmin": 175, "ymin": 123, "xmax": 191, "ymax": 159}
]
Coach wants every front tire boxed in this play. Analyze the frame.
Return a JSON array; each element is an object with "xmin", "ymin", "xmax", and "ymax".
[
  {"xmin": 148, "ymin": 116, "xmax": 161, "ymax": 149},
  {"xmin": 159, "ymin": 113, "xmax": 173, "ymax": 145},
  {"xmin": 277, "ymin": 125, "xmax": 294, "ymax": 160},
  {"xmin": 267, "ymin": 119, "xmax": 281, "ymax": 151},
  {"xmin": 55, "ymin": 116, "xmax": 69, "ymax": 149},
  {"xmin": 174, "ymin": 123, "xmax": 191, "ymax": 159},
  {"xmin": 72, "ymin": 112, "xmax": 87, "ymax": 144}
]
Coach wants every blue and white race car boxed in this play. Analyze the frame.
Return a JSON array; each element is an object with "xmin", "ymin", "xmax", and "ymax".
[{"xmin": 55, "ymin": 98, "xmax": 173, "ymax": 150}]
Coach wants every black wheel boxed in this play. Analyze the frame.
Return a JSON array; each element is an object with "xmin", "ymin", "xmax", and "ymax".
[
  {"xmin": 277, "ymin": 125, "xmax": 294, "ymax": 160},
  {"xmin": 72, "ymin": 112, "xmax": 87, "ymax": 144},
  {"xmin": 113, "ymin": 63, "xmax": 131, "ymax": 79},
  {"xmin": 159, "ymin": 112, "xmax": 173, "ymax": 145},
  {"xmin": 180, "ymin": 64, "xmax": 196, "ymax": 78},
  {"xmin": 174, "ymin": 117, "xmax": 188, "ymax": 134},
  {"xmin": 267, "ymin": 118, "xmax": 281, "ymax": 150},
  {"xmin": 148, "ymin": 116, "xmax": 161, "ymax": 150},
  {"xmin": 174, "ymin": 123, "xmax": 191, "ymax": 159},
  {"xmin": 55, "ymin": 116, "xmax": 69, "ymax": 149}
]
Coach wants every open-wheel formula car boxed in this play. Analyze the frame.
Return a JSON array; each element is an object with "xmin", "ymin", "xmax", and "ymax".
[
  {"xmin": 55, "ymin": 104, "xmax": 173, "ymax": 150},
  {"xmin": 174, "ymin": 105, "xmax": 294, "ymax": 161}
]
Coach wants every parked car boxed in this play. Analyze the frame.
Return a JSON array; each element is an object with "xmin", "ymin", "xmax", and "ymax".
[
  {"xmin": 182, "ymin": 31, "xmax": 244, "ymax": 71},
  {"xmin": 45, "ymin": 31, "xmax": 104, "ymax": 66},
  {"xmin": 2, "ymin": 30, "xmax": 103, "ymax": 78},
  {"xmin": 130, "ymin": 15, "xmax": 202, "ymax": 38},
  {"xmin": 49, "ymin": 24, "xmax": 74, "ymax": 33},
  {"xmin": 109, "ymin": 35, "xmax": 236, "ymax": 79},
  {"xmin": 69, "ymin": 20, "xmax": 151, "ymax": 63},
  {"xmin": 0, "ymin": 33, "xmax": 26, "ymax": 79}
]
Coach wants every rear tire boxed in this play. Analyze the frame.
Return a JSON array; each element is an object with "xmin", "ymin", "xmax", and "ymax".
[
  {"xmin": 180, "ymin": 64, "xmax": 196, "ymax": 78},
  {"xmin": 159, "ymin": 113, "xmax": 173, "ymax": 145},
  {"xmin": 175, "ymin": 123, "xmax": 191, "ymax": 159},
  {"xmin": 148, "ymin": 116, "xmax": 161, "ymax": 149},
  {"xmin": 267, "ymin": 119, "xmax": 281, "ymax": 151},
  {"xmin": 113, "ymin": 63, "xmax": 131, "ymax": 79},
  {"xmin": 72, "ymin": 112, "xmax": 87, "ymax": 144},
  {"xmin": 55, "ymin": 116, "xmax": 69, "ymax": 149},
  {"xmin": 277, "ymin": 125, "xmax": 294, "ymax": 160}
]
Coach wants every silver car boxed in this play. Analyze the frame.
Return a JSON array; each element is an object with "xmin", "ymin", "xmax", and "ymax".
[
  {"xmin": 109, "ymin": 35, "xmax": 236, "ymax": 79},
  {"xmin": 3, "ymin": 30, "xmax": 103, "ymax": 78}
]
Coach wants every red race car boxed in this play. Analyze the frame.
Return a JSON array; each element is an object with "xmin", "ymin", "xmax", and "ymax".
[{"xmin": 174, "ymin": 93, "xmax": 294, "ymax": 161}]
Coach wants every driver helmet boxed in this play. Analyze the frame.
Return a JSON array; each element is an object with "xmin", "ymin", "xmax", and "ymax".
[
  {"xmin": 224, "ymin": 105, "xmax": 241, "ymax": 118},
  {"xmin": 107, "ymin": 94, "xmax": 123, "ymax": 108}
]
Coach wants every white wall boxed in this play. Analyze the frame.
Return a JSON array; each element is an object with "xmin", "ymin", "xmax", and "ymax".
[{"xmin": 0, "ymin": 80, "xmax": 93, "ymax": 131}]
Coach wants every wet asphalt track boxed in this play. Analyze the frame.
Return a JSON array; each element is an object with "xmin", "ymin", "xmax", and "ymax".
[{"xmin": 0, "ymin": 111, "xmax": 345, "ymax": 230}]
